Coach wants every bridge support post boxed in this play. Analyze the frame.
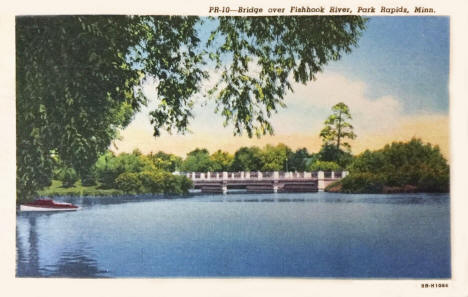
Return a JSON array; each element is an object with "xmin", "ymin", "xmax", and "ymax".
[
  {"xmin": 258, "ymin": 171, "xmax": 263, "ymax": 180},
  {"xmin": 222, "ymin": 180, "xmax": 228, "ymax": 194},
  {"xmin": 318, "ymin": 171, "xmax": 325, "ymax": 191},
  {"xmin": 222, "ymin": 171, "xmax": 228, "ymax": 180},
  {"xmin": 273, "ymin": 171, "xmax": 279, "ymax": 180},
  {"xmin": 331, "ymin": 171, "xmax": 335, "ymax": 179},
  {"xmin": 246, "ymin": 171, "xmax": 250, "ymax": 179}
]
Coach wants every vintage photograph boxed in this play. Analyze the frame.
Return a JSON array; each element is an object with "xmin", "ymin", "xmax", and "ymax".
[{"xmin": 15, "ymin": 14, "xmax": 451, "ymax": 280}]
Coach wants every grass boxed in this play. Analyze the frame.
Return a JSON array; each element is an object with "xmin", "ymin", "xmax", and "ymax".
[{"xmin": 38, "ymin": 180, "xmax": 124, "ymax": 197}]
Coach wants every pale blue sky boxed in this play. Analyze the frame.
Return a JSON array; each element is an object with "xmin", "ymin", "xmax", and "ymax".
[{"xmin": 326, "ymin": 16, "xmax": 449, "ymax": 114}]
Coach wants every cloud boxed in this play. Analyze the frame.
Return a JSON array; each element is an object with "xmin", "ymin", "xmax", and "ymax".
[{"xmin": 113, "ymin": 71, "xmax": 449, "ymax": 159}]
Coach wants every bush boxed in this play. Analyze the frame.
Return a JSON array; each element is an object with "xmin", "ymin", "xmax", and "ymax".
[
  {"xmin": 81, "ymin": 169, "xmax": 97, "ymax": 186},
  {"xmin": 137, "ymin": 170, "xmax": 193, "ymax": 195},
  {"xmin": 343, "ymin": 138, "xmax": 449, "ymax": 193},
  {"xmin": 115, "ymin": 172, "xmax": 143, "ymax": 193},
  {"xmin": 95, "ymin": 151, "xmax": 155, "ymax": 188},
  {"xmin": 139, "ymin": 171, "xmax": 164, "ymax": 193},
  {"xmin": 57, "ymin": 167, "xmax": 79, "ymax": 188},
  {"xmin": 339, "ymin": 173, "xmax": 385, "ymax": 193},
  {"xmin": 417, "ymin": 171, "xmax": 449, "ymax": 192},
  {"xmin": 308, "ymin": 160, "xmax": 341, "ymax": 171}
]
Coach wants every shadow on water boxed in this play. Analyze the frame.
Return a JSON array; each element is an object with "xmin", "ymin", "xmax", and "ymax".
[
  {"xmin": 43, "ymin": 192, "xmax": 449, "ymax": 207},
  {"xmin": 44, "ymin": 248, "xmax": 108, "ymax": 278},
  {"xmin": 16, "ymin": 213, "xmax": 108, "ymax": 278},
  {"xmin": 16, "ymin": 215, "xmax": 39, "ymax": 277}
]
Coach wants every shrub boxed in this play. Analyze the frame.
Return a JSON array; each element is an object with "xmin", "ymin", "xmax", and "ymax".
[
  {"xmin": 345, "ymin": 138, "xmax": 449, "ymax": 193},
  {"xmin": 339, "ymin": 173, "xmax": 385, "ymax": 193},
  {"xmin": 95, "ymin": 151, "xmax": 155, "ymax": 188},
  {"xmin": 308, "ymin": 160, "xmax": 341, "ymax": 171},
  {"xmin": 417, "ymin": 170, "xmax": 449, "ymax": 192},
  {"xmin": 57, "ymin": 167, "xmax": 79, "ymax": 188},
  {"xmin": 115, "ymin": 172, "xmax": 143, "ymax": 193},
  {"xmin": 81, "ymin": 169, "xmax": 97, "ymax": 186},
  {"xmin": 138, "ymin": 170, "xmax": 193, "ymax": 195}
]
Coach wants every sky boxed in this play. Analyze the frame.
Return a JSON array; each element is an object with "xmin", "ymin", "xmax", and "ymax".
[{"xmin": 113, "ymin": 16, "xmax": 450, "ymax": 159}]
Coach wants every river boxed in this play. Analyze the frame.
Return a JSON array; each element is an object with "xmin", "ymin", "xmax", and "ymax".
[{"xmin": 16, "ymin": 192, "xmax": 450, "ymax": 278}]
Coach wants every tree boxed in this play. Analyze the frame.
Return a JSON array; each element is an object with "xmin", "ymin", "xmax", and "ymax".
[
  {"xmin": 319, "ymin": 102, "xmax": 356, "ymax": 152},
  {"xmin": 287, "ymin": 148, "xmax": 311, "ymax": 171},
  {"xmin": 260, "ymin": 144, "xmax": 291, "ymax": 171},
  {"xmin": 210, "ymin": 150, "xmax": 234, "ymax": 172},
  {"xmin": 94, "ymin": 151, "xmax": 154, "ymax": 188},
  {"xmin": 307, "ymin": 160, "xmax": 340, "ymax": 172},
  {"xmin": 231, "ymin": 147, "xmax": 263, "ymax": 171},
  {"xmin": 340, "ymin": 138, "xmax": 450, "ymax": 193},
  {"xmin": 181, "ymin": 149, "xmax": 214, "ymax": 172},
  {"xmin": 318, "ymin": 144, "xmax": 353, "ymax": 168},
  {"xmin": 17, "ymin": 16, "xmax": 366, "ymax": 201},
  {"xmin": 149, "ymin": 151, "xmax": 183, "ymax": 172}
]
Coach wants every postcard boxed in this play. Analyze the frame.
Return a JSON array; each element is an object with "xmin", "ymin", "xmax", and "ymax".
[{"xmin": 2, "ymin": 0, "xmax": 468, "ymax": 296}]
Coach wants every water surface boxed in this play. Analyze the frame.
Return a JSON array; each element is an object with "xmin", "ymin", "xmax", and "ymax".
[{"xmin": 16, "ymin": 192, "xmax": 450, "ymax": 278}]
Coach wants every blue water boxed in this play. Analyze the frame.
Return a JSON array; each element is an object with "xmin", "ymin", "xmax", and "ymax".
[{"xmin": 16, "ymin": 192, "xmax": 450, "ymax": 278}]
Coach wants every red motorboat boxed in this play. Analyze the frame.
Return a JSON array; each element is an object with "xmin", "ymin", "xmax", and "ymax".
[{"xmin": 20, "ymin": 198, "xmax": 79, "ymax": 212}]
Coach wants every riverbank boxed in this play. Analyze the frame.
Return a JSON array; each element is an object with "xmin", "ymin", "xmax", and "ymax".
[
  {"xmin": 326, "ymin": 182, "xmax": 422, "ymax": 194},
  {"xmin": 325, "ymin": 177, "xmax": 448, "ymax": 194},
  {"xmin": 38, "ymin": 180, "xmax": 124, "ymax": 198}
]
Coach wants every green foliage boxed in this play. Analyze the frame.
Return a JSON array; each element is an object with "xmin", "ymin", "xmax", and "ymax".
[
  {"xmin": 319, "ymin": 102, "xmax": 356, "ymax": 152},
  {"xmin": 181, "ymin": 148, "xmax": 215, "ymax": 172},
  {"xmin": 38, "ymin": 180, "xmax": 123, "ymax": 197},
  {"xmin": 231, "ymin": 146, "xmax": 263, "ymax": 171},
  {"xmin": 308, "ymin": 160, "xmax": 341, "ymax": 171},
  {"xmin": 210, "ymin": 150, "xmax": 234, "ymax": 172},
  {"xmin": 95, "ymin": 151, "xmax": 155, "ymax": 188},
  {"xmin": 149, "ymin": 151, "xmax": 183, "ymax": 172},
  {"xmin": 318, "ymin": 144, "xmax": 354, "ymax": 168},
  {"xmin": 115, "ymin": 172, "xmax": 143, "ymax": 193},
  {"xmin": 57, "ymin": 167, "xmax": 79, "ymax": 188},
  {"xmin": 287, "ymin": 148, "xmax": 311, "ymax": 171},
  {"xmin": 129, "ymin": 170, "xmax": 192, "ymax": 195},
  {"xmin": 260, "ymin": 144, "xmax": 291, "ymax": 171},
  {"xmin": 209, "ymin": 17, "xmax": 367, "ymax": 137},
  {"xmin": 81, "ymin": 169, "xmax": 97, "ymax": 187},
  {"xmin": 338, "ymin": 138, "xmax": 449, "ymax": 193},
  {"xmin": 16, "ymin": 16, "xmax": 366, "ymax": 201},
  {"xmin": 338, "ymin": 173, "xmax": 385, "ymax": 193}
]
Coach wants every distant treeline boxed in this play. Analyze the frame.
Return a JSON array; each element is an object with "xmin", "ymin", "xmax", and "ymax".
[
  {"xmin": 50, "ymin": 143, "xmax": 348, "ymax": 194},
  {"xmin": 326, "ymin": 138, "xmax": 449, "ymax": 193},
  {"xmin": 49, "ymin": 138, "xmax": 449, "ymax": 195}
]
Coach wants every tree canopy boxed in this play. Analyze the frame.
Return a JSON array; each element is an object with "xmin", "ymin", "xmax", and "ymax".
[
  {"xmin": 319, "ymin": 102, "xmax": 356, "ymax": 152},
  {"xmin": 331, "ymin": 138, "xmax": 449, "ymax": 193},
  {"xmin": 16, "ymin": 15, "xmax": 366, "ymax": 201}
]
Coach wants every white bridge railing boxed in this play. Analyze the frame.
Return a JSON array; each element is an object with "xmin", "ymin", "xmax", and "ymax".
[{"xmin": 176, "ymin": 171, "xmax": 348, "ymax": 181}]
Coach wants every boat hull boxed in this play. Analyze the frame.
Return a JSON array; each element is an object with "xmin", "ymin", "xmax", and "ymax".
[{"xmin": 20, "ymin": 205, "xmax": 79, "ymax": 212}]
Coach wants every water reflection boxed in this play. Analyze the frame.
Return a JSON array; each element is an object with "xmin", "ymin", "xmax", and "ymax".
[
  {"xmin": 46, "ymin": 247, "xmax": 108, "ymax": 278},
  {"xmin": 16, "ymin": 212, "xmax": 107, "ymax": 278},
  {"xmin": 17, "ymin": 192, "xmax": 450, "ymax": 278},
  {"xmin": 50, "ymin": 192, "xmax": 449, "ymax": 207},
  {"xmin": 16, "ymin": 215, "xmax": 39, "ymax": 277}
]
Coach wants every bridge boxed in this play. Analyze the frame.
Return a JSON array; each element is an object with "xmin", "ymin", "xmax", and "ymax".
[{"xmin": 177, "ymin": 171, "xmax": 348, "ymax": 194}]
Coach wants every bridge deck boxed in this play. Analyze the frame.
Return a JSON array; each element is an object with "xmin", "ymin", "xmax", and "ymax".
[{"xmin": 178, "ymin": 171, "xmax": 348, "ymax": 194}]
